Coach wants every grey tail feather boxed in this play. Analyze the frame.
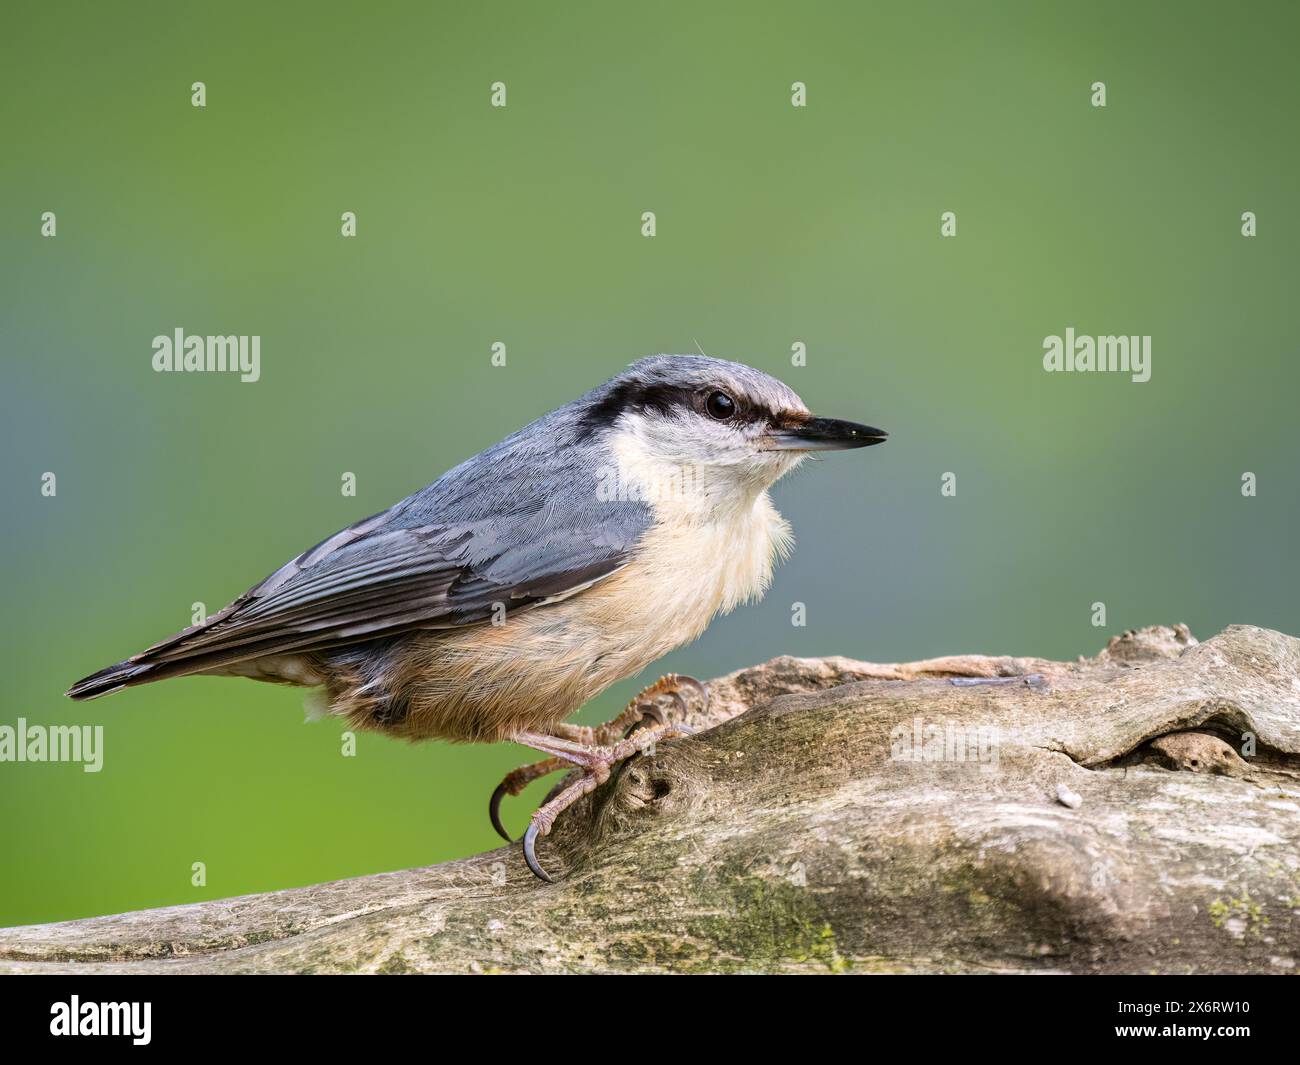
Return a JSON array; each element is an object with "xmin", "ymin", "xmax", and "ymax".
[{"xmin": 66, "ymin": 659, "xmax": 161, "ymax": 701}]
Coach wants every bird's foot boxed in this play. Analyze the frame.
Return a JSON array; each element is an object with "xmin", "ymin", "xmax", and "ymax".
[
  {"xmin": 487, "ymin": 674, "xmax": 708, "ymax": 844},
  {"xmin": 487, "ymin": 757, "xmax": 569, "ymax": 843},
  {"xmin": 592, "ymin": 673, "xmax": 709, "ymax": 744},
  {"xmin": 513, "ymin": 721, "xmax": 695, "ymax": 882}
]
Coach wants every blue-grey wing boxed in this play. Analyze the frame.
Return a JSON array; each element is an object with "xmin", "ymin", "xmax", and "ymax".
[{"xmin": 124, "ymin": 432, "xmax": 651, "ymax": 673}]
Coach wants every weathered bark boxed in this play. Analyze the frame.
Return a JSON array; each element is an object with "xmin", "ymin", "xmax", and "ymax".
[{"xmin": 3, "ymin": 623, "xmax": 1298, "ymax": 974}]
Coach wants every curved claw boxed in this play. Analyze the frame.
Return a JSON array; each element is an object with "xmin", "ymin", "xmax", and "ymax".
[
  {"xmin": 645, "ymin": 700, "xmax": 672, "ymax": 726},
  {"xmin": 622, "ymin": 701, "xmax": 668, "ymax": 739},
  {"xmin": 670, "ymin": 675, "xmax": 709, "ymax": 708},
  {"xmin": 488, "ymin": 758, "xmax": 569, "ymax": 842},
  {"xmin": 489, "ymin": 780, "xmax": 515, "ymax": 843},
  {"xmin": 522, "ymin": 822, "xmax": 554, "ymax": 883}
]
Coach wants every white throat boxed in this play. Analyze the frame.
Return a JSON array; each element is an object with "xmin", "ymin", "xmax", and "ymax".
[{"xmin": 603, "ymin": 417, "xmax": 803, "ymax": 522}]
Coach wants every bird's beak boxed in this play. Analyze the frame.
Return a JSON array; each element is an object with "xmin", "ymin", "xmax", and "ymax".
[{"xmin": 764, "ymin": 416, "xmax": 888, "ymax": 452}]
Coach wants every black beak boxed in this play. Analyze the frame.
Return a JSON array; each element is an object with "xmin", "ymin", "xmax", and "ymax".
[{"xmin": 765, "ymin": 416, "xmax": 888, "ymax": 452}]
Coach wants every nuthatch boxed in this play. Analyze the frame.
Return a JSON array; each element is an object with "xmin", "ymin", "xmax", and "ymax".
[{"xmin": 68, "ymin": 355, "xmax": 886, "ymax": 880}]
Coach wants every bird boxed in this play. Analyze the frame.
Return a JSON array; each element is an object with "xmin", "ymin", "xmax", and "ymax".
[{"xmin": 67, "ymin": 354, "xmax": 887, "ymax": 880}]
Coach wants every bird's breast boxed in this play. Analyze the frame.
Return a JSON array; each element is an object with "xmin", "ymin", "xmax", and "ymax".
[{"xmin": 579, "ymin": 490, "xmax": 794, "ymax": 662}]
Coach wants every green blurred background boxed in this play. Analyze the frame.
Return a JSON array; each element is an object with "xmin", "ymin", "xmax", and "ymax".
[{"xmin": 2, "ymin": 0, "xmax": 1296, "ymax": 926}]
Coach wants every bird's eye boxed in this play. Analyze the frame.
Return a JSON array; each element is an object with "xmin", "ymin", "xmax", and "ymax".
[{"xmin": 705, "ymin": 390, "xmax": 736, "ymax": 420}]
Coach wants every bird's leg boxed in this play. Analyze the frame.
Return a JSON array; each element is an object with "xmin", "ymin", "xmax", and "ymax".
[
  {"xmin": 545, "ymin": 722, "xmax": 597, "ymax": 744},
  {"xmin": 486, "ymin": 675, "xmax": 708, "ymax": 843},
  {"xmin": 512, "ymin": 721, "xmax": 694, "ymax": 882}
]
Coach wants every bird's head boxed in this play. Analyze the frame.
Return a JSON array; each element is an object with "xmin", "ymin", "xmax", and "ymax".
[{"xmin": 581, "ymin": 354, "xmax": 886, "ymax": 511}]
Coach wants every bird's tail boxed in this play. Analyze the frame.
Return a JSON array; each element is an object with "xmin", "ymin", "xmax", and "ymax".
[
  {"xmin": 67, "ymin": 605, "xmax": 257, "ymax": 700},
  {"xmin": 66, "ymin": 659, "xmax": 162, "ymax": 701}
]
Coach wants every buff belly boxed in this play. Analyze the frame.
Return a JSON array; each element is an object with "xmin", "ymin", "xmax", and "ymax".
[{"xmin": 307, "ymin": 495, "xmax": 792, "ymax": 744}]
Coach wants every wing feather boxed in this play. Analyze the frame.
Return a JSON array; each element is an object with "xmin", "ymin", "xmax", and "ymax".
[
  {"xmin": 67, "ymin": 392, "xmax": 654, "ymax": 699},
  {"xmin": 122, "ymin": 511, "xmax": 648, "ymax": 676}
]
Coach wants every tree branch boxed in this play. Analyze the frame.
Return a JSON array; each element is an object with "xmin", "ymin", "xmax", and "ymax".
[{"xmin": 3, "ymin": 624, "xmax": 1298, "ymax": 974}]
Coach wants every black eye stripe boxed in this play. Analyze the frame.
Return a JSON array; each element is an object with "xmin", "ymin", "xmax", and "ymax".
[
  {"xmin": 579, "ymin": 379, "xmax": 773, "ymax": 436},
  {"xmin": 578, "ymin": 381, "xmax": 691, "ymax": 436}
]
